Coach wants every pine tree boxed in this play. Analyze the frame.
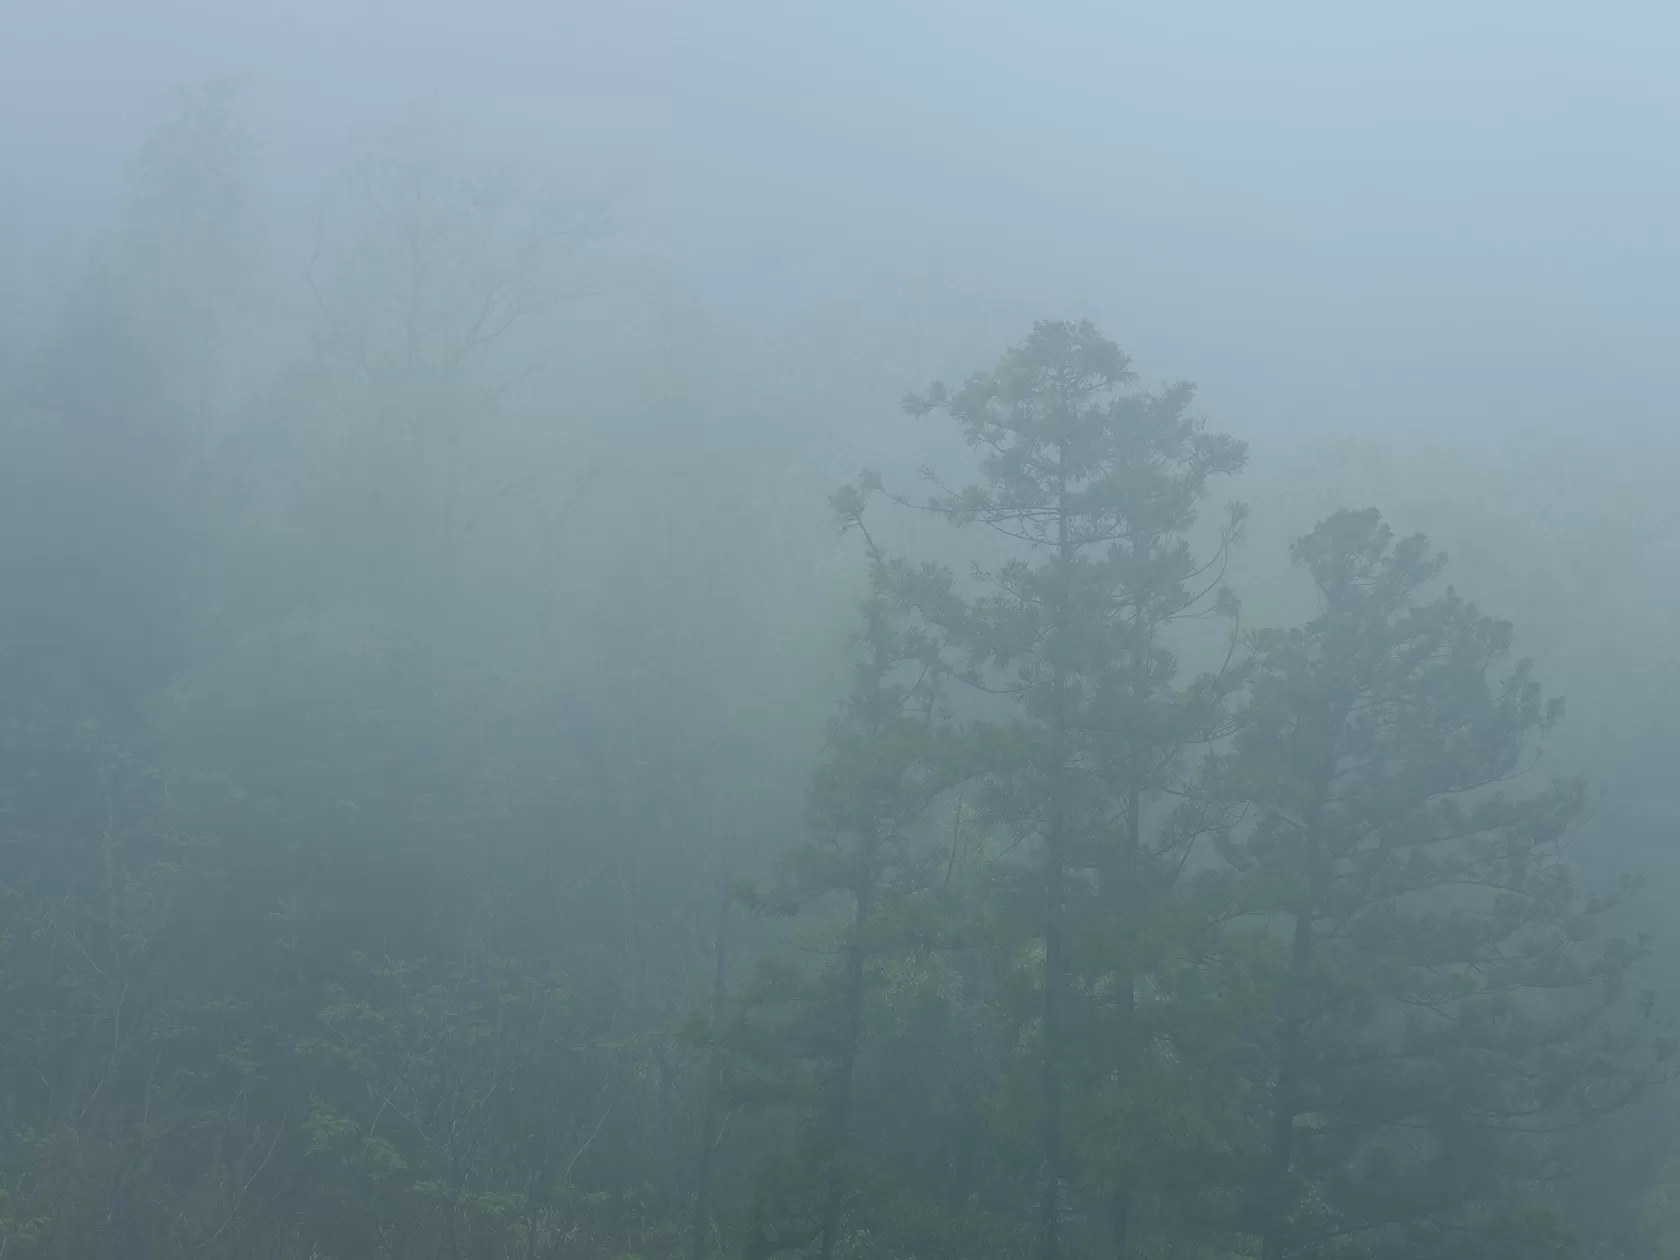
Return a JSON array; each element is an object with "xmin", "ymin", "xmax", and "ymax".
[
  {"xmin": 1214, "ymin": 508, "xmax": 1667, "ymax": 1260},
  {"xmin": 896, "ymin": 320, "xmax": 1247, "ymax": 1259}
]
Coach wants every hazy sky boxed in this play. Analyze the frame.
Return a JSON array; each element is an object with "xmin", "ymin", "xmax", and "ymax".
[{"xmin": 4, "ymin": 0, "xmax": 1679, "ymax": 442}]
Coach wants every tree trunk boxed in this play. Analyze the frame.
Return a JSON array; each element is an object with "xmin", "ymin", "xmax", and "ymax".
[
  {"xmin": 819, "ymin": 874, "xmax": 874, "ymax": 1260},
  {"xmin": 1040, "ymin": 467, "xmax": 1072, "ymax": 1260},
  {"xmin": 1110, "ymin": 1186, "xmax": 1133, "ymax": 1260},
  {"xmin": 1260, "ymin": 906, "xmax": 1313, "ymax": 1260},
  {"xmin": 1261, "ymin": 780, "xmax": 1329, "ymax": 1260},
  {"xmin": 1040, "ymin": 837, "xmax": 1065, "ymax": 1260},
  {"xmin": 689, "ymin": 867, "xmax": 732, "ymax": 1260},
  {"xmin": 1111, "ymin": 785, "xmax": 1143, "ymax": 1260}
]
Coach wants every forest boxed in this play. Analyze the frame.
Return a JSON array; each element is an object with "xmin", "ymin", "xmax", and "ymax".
[{"xmin": 3, "ymin": 65, "xmax": 1680, "ymax": 1260}]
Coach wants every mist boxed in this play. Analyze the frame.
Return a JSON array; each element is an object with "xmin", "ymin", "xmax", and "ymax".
[{"xmin": 1, "ymin": 3, "xmax": 1677, "ymax": 1258}]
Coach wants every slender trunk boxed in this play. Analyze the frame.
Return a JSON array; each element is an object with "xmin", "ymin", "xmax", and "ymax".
[
  {"xmin": 1260, "ymin": 908, "xmax": 1314, "ymax": 1260},
  {"xmin": 1109, "ymin": 1187, "xmax": 1132, "ymax": 1260},
  {"xmin": 819, "ymin": 874, "xmax": 874, "ymax": 1260},
  {"xmin": 445, "ymin": 1148, "xmax": 462, "ymax": 1260},
  {"xmin": 690, "ymin": 868, "xmax": 732, "ymax": 1260},
  {"xmin": 1040, "ymin": 463, "xmax": 1072, "ymax": 1260},
  {"xmin": 1040, "ymin": 833, "xmax": 1065, "ymax": 1260},
  {"xmin": 1110, "ymin": 785, "xmax": 1142, "ymax": 1260},
  {"xmin": 818, "ymin": 564, "xmax": 892, "ymax": 1259},
  {"xmin": 657, "ymin": 1046, "xmax": 674, "ymax": 1136},
  {"xmin": 1261, "ymin": 780, "xmax": 1328, "ymax": 1260}
]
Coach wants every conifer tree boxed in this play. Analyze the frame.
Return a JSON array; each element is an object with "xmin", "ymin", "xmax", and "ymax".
[
  {"xmin": 896, "ymin": 320, "xmax": 1247, "ymax": 1259},
  {"xmin": 1215, "ymin": 508, "xmax": 1667, "ymax": 1260}
]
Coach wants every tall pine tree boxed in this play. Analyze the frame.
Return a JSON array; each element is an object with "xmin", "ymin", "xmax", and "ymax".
[{"xmin": 896, "ymin": 320, "xmax": 1247, "ymax": 1259}]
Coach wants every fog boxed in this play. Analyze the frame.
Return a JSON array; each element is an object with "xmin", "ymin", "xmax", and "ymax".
[
  {"xmin": 1, "ymin": 3, "xmax": 1677, "ymax": 1258},
  {"xmin": 11, "ymin": 3, "xmax": 1680, "ymax": 427}
]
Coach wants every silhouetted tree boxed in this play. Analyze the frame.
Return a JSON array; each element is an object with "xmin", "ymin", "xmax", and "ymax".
[
  {"xmin": 897, "ymin": 319, "xmax": 1247, "ymax": 1259},
  {"xmin": 1213, "ymin": 508, "xmax": 1668, "ymax": 1260}
]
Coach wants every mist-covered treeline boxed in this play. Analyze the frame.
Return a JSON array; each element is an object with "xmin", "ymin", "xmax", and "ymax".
[{"xmin": 2, "ymin": 84, "xmax": 1679, "ymax": 1260}]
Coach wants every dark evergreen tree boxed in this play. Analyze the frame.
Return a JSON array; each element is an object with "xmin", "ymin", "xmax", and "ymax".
[
  {"xmin": 1213, "ymin": 508, "xmax": 1668, "ymax": 1260},
  {"xmin": 896, "ymin": 319, "xmax": 1248, "ymax": 1259}
]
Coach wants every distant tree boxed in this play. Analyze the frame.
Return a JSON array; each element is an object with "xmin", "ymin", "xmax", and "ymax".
[
  {"xmin": 213, "ymin": 100, "xmax": 609, "ymax": 671},
  {"xmin": 1212, "ymin": 508, "xmax": 1668, "ymax": 1260},
  {"xmin": 0, "ymin": 78, "xmax": 258, "ymax": 723}
]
